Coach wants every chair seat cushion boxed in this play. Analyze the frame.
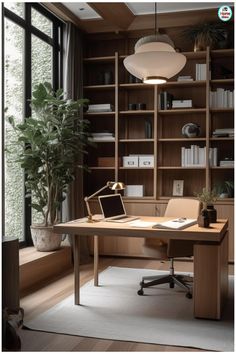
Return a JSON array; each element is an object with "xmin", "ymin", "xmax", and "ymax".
[{"xmin": 167, "ymin": 239, "xmax": 194, "ymax": 258}]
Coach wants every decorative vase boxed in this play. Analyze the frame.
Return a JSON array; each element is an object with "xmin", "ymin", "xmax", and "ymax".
[
  {"xmin": 30, "ymin": 225, "xmax": 62, "ymax": 251},
  {"xmin": 206, "ymin": 204, "xmax": 217, "ymax": 223},
  {"xmin": 197, "ymin": 209, "xmax": 210, "ymax": 228}
]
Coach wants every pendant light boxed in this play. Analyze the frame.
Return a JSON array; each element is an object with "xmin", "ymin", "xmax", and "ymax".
[{"xmin": 124, "ymin": 3, "xmax": 186, "ymax": 84}]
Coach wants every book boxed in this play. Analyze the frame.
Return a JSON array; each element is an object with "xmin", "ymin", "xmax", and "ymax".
[{"xmin": 152, "ymin": 218, "xmax": 197, "ymax": 230}]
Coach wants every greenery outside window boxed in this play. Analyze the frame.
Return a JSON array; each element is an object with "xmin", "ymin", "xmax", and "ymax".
[{"xmin": 2, "ymin": 3, "xmax": 63, "ymax": 246}]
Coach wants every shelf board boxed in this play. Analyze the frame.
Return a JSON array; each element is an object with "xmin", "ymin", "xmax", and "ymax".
[
  {"xmin": 158, "ymin": 138, "xmax": 206, "ymax": 142},
  {"xmin": 210, "ymin": 108, "xmax": 234, "ymax": 113},
  {"xmin": 211, "ymin": 49, "xmax": 234, "ymax": 58},
  {"xmin": 119, "ymin": 110, "xmax": 154, "ymax": 115},
  {"xmin": 158, "ymin": 166, "xmax": 206, "ymax": 170},
  {"xmin": 123, "ymin": 196, "xmax": 155, "ymax": 200},
  {"xmin": 84, "ymin": 111, "xmax": 115, "ymax": 116},
  {"xmin": 89, "ymin": 167, "xmax": 115, "ymax": 170},
  {"xmin": 163, "ymin": 80, "xmax": 206, "ymax": 88},
  {"xmin": 89, "ymin": 140, "xmax": 115, "ymax": 143},
  {"xmin": 158, "ymin": 108, "xmax": 206, "ymax": 114},
  {"xmin": 119, "ymin": 167, "xmax": 154, "ymax": 170},
  {"xmin": 210, "ymin": 137, "xmax": 234, "ymax": 141},
  {"xmin": 210, "ymin": 79, "xmax": 234, "ymax": 85},
  {"xmin": 119, "ymin": 138, "xmax": 154, "ymax": 143},
  {"xmin": 211, "ymin": 166, "xmax": 234, "ymax": 169},
  {"xmin": 119, "ymin": 83, "xmax": 154, "ymax": 89},
  {"xmin": 84, "ymin": 84, "xmax": 115, "ymax": 90},
  {"xmin": 83, "ymin": 56, "xmax": 115, "ymax": 62},
  {"xmin": 183, "ymin": 51, "xmax": 207, "ymax": 59}
]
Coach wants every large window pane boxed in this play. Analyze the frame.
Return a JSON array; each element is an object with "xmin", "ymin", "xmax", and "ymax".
[
  {"xmin": 4, "ymin": 18, "xmax": 24, "ymax": 240},
  {"xmin": 4, "ymin": 2, "xmax": 24, "ymax": 18},
  {"xmin": 31, "ymin": 35, "xmax": 52, "ymax": 224},
  {"xmin": 31, "ymin": 8, "xmax": 52, "ymax": 37},
  {"xmin": 32, "ymin": 34, "xmax": 53, "ymax": 89}
]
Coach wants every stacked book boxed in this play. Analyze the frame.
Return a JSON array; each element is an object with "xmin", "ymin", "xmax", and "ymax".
[
  {"xmin": 181, "ymin": 145, "xmax": 218, "ymax": 167},
  {"xmin": 177, "ymin": 75, "xmax": 193, "ymax": 82},
  {"xmin": 196, "ymin": 63, "xmax": 206, "ymax": 80},
  {"xmin": 159, "ymin": 91, "xmax": 174, "ymax": 110},
  {"xmin": 219, "ymin": 159, "xmax": 234, "ymax": 167},
  {"xmin": 212, "ymin": 128, "xmax": 234, "ymax": 138},
  {"xmin": 210, "ymin": 88, "xmax": 234, "ymax": 108},
  {"xmin": 89, "ymin": 132, "xmax": 115, "ymax": 142},
  {"xmin": 172, "ymin": 99, "xmax": 192, "ymax": 108},
  {"xmin": 87, "ymin": 104, "xmax": 113, "ymax": 112}
]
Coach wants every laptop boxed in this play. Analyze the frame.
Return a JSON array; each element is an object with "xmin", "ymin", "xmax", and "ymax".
[{"xmin": 98, "ymin": 194, "xmax": 139, "ymax": 223}]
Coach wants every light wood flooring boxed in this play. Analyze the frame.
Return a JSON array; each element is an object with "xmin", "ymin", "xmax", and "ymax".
[{"xmin": 20, "ymin": 257, "xmax": 234, "ymax": 352}]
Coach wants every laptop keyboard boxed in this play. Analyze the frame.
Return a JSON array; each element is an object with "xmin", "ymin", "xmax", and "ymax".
[{"xmin": 112, "ymin": 216, "xmax": 129, "ymax": 220}]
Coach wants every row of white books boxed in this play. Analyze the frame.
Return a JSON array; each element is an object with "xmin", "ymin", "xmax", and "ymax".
[
  {"xmin": 87, "ymin": 104, "xmax": 113, "ymax": 112},
  {"xmin": 181, "ymin": 145, "xmax": 218, "ymax": 167},
  {"xmin": 210, "ymin": 88, "xmax": 234, "ymax": 108},
  {"xmin": 196, "ymin": 64, "xmax": 206, "ymax": 81}
]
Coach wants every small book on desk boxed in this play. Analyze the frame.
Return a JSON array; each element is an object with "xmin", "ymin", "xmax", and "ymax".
[{"xmin": 152, "ymin": 218, "xmax": 197, "ymax": 230}]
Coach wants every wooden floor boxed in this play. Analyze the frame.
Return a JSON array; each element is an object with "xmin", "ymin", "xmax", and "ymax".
[{"xmin": 20, "ymin": 257, "xmax": 233, "ymax": 352}]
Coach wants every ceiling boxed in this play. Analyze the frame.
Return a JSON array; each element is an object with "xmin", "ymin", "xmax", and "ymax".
[
  {"xmin": 62, "ymin": 2, "xmax": 223, "ymax": 20},
  {"xmin": 45, "ymin": 2, "xmax": 233, "ymax": 33}
]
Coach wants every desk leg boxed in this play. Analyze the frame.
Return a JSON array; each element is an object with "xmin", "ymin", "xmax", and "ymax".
[
  {"xmin": 194, "ymin": 231, "xmax": 228, "ymax": 319},
  {"xmin": 73, "ymin": 235, "xmax": 80, "ymax": 305},
  {"xmin": 94, "ymin": 235, "xmax": 99, "ymax": 286}
]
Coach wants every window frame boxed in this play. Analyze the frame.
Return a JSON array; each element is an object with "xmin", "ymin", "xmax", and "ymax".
[{"xmin": 2, "ymin": 3, "xmax": 63, "ymax": 247}]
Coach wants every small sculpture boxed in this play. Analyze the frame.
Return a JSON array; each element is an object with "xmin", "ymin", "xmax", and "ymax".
[{"xmin": 182, "ymin": 123, "xmax": 200, "ymax": 138}]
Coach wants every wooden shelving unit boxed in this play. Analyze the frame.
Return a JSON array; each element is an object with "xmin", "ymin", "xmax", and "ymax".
[{"xmin": 83, "ymin": 31, "xmax": 234, "ymax": 262}]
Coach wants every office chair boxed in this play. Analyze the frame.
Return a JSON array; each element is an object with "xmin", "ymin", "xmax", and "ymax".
[{"xmin": 137, "ymin": 198, "xmax": 200, "ymax": 299}]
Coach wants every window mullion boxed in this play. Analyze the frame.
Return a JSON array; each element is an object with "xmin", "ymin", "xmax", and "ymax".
[{"xmin": 24, "ymin": 3, "xmax": 32, "ymax": 245}]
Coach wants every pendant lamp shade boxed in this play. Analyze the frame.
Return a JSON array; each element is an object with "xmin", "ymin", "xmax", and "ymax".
[{"xmin": 124, "ymin": 34, "xmax": 186, "ymax": 84}]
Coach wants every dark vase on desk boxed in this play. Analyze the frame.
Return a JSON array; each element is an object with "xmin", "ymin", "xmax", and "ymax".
[{"xmin": 206, "ymin": 204, "xmax": 217, "ymax": 223}]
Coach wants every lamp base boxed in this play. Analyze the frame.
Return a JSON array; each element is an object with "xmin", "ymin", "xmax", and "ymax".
[{"xmin": 87, "ymin": 215, "xmax": 100, "ymax": 223}]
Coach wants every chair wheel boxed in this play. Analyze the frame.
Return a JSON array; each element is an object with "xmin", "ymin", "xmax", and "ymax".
[
  {"xmin": 137, "ymin": 289, "xmax": 144, "ymax": 296},
  {"xmin": 169, "ymin": 282, "xmax": 174, "ymax": 288},
  {"xmin": 186, "ymin": 292, "xmax": 192, "ymax": 299}
]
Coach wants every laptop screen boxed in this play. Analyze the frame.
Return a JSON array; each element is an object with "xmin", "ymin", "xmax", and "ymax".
[{"xmin": 99, "ymin": 194, "xmax": 125, "ymax": 218}]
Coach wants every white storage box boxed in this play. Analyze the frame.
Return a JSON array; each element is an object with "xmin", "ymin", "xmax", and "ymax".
[
  {"xmin": 172, "ymin": 100, "xmax": 192, "ymax": 108},
  {"xmin": 123, "ymin": 156, "xmax": 139, "ymax": 167},
  {"xmin": 124, "ymin": 185, "xmax": 144, "ymax": 197},
  {"xmin": 139, "ymin": 155, "xmax": 154, "ymax": 168}
]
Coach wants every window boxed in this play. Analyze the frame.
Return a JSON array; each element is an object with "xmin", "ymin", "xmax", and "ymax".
[{"xmin": 2, "ymin": 3, "xmax": 63, "ymax": 245}]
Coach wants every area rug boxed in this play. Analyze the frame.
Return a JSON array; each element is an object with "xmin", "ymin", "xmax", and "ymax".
[{"xmin": 24, "ymin": 267, "xmax": 234, "ymax": 351}]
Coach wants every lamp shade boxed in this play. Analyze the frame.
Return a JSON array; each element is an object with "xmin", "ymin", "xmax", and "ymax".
[{"xmin": 124, "ymin": 35, "xmax": 186, "ymax": 84}]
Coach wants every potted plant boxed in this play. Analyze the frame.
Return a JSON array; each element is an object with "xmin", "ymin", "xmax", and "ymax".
[
  {"xmin": 183, "ymin": 22, "xmax": 229, "ymax": 51},
  {"xmin": 216, "ymin": 180, "xmax": 234, "ymax": 198},
  {"xmin": 7, "ymin": 82, "xmax": 90, "ymax": 251},
  {"xmin": 195, "ymin": 187, "xmax": 218, "ymax": 223}
]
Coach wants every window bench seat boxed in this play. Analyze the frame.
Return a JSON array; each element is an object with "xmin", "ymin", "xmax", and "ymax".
[{"xmin": 19, "ymin": 246, "xmax": 72, "ymax": 296}]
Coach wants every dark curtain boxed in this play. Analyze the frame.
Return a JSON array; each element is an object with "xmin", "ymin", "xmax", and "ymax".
[{"xmin": 63, "ymin": 22, "xmax": 90, "ymax": 263}]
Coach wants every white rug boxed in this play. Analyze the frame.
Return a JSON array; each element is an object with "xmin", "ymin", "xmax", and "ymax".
[{"xmin": 25, "ymin": 267, "xmax": 234, "ymax": 351}]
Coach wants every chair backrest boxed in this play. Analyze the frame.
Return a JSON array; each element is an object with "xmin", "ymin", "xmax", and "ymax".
[
  {"xmin": 142, "ymin": 198, "xmax": 201, "ymax": 259},
  {"xmin": 164, "ymin": 198, "xmax": 200, "ymax": 219}
]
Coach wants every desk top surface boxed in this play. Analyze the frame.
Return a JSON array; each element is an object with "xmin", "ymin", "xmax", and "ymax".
[{"xmin": 54, "ymin": 217, "xmax": 228, "ymax": 242}]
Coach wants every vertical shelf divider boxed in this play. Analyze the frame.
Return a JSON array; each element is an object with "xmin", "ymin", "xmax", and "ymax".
[
  {"xmin": 154, "ymin": 85, "xmax": 158, "ymax": 199},
  {"xmin": 115, "ymin": 51, "xmax": 119, "ymax": 182},
  {"xmin": 206, "ymin": 47, "xmax": 211, "ymax": 190}
]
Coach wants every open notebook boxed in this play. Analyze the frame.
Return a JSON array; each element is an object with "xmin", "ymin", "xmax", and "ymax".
[{"xmin": 152, "ymin": 218, "xmax": 197, "ymax": 230}]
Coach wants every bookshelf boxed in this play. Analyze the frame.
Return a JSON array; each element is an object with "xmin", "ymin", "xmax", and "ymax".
[{"xmin": 83, "ymin": 37, "xmax": 234, "ymax": 261}]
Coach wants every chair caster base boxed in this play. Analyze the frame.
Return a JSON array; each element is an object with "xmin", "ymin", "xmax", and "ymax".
[
  {"xmin": 137, "ymin": 289, "xmax": 144, "ymax": 296},
  {"xmin": 186, "ymin": 292, "xmax": 192, "ymax": 299}
]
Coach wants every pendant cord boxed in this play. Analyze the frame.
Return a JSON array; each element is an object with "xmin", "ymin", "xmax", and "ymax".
[{"xmin": 154, "ymin": 3, "xmax": 157, "ymax": 34}]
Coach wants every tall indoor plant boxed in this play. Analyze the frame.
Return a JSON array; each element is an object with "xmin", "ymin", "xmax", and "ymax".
[{"xmin": 7, "ymin": 82, "xmax": 90, "ymax": 251}]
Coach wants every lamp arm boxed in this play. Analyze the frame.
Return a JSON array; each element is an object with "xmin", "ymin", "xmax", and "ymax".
[
  {"xmin": 84, "ymin": 182, "xmax": 112, "ymax": 219},
  {"xmin": 85, "ymin": 182, "xmax": 111, "ymax": 201}
]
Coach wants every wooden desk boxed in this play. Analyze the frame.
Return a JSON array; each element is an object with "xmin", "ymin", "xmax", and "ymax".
[{"xmin": 54, "ymin": 217, "xmax": 228, "ymax": 320}]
